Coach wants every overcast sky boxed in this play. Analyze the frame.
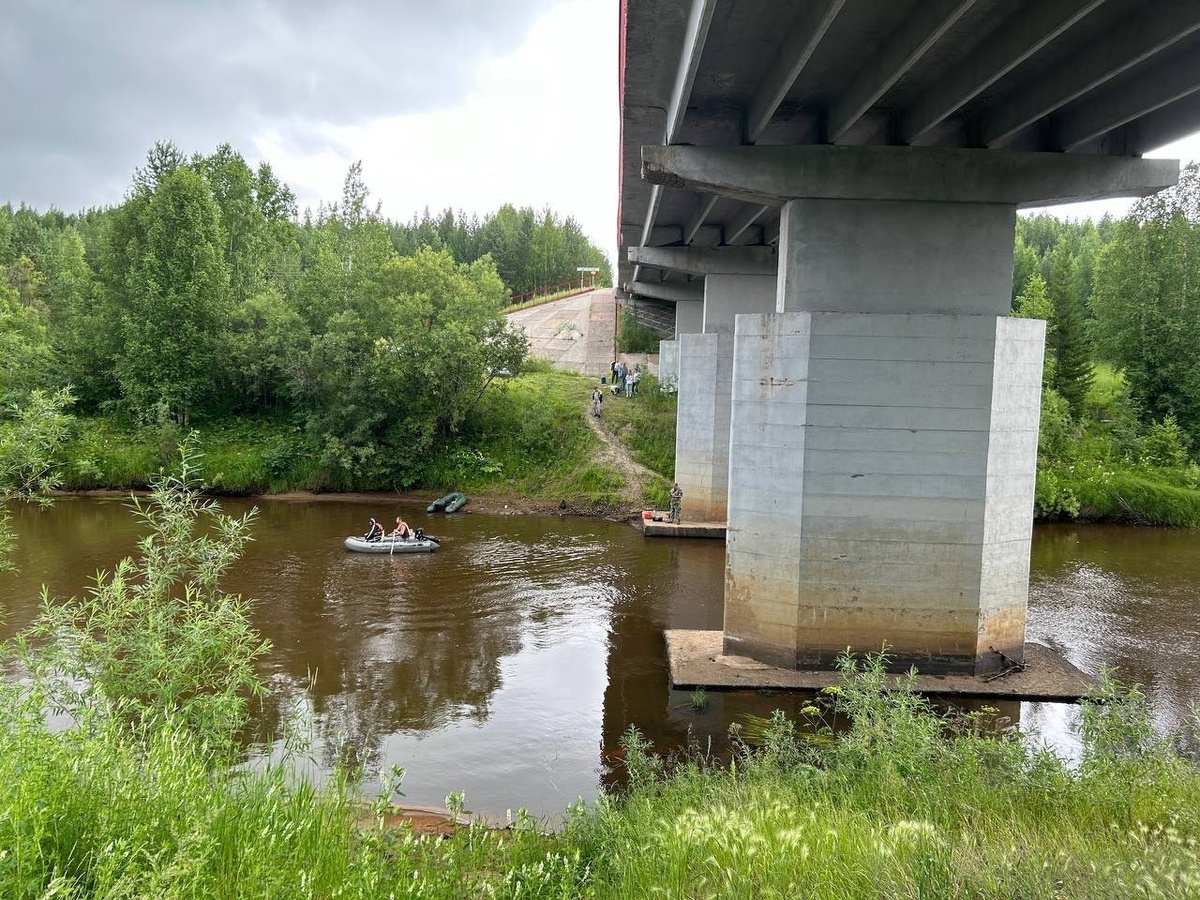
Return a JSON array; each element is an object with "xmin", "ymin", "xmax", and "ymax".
[
  {"xmin": 1, "ymin": 0, "xmax": 619, "ymax": 252},
  {"xmin": 3, "ymin": 0, "xmax": 1199, "ymax": 265}
]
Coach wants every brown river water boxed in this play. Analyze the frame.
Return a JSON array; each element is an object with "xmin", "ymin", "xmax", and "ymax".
[{"xmin": 1, "ymin": 498, "xmax": 1198, "ymax": 820}]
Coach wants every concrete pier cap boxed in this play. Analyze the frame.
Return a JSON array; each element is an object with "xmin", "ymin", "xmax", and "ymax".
[{"xmin": 649, "ymin": 144, "xmax": 1179, "ymax": 677}]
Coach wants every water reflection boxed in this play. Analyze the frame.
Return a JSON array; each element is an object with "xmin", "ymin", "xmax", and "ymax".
[
  {"xmin": 1, "ymin": 500, "xmax": 1198, "ymax": 817},
  {"xmin": 1028, "ymin": 523, "xmax": 1200, "ymax": 752}
]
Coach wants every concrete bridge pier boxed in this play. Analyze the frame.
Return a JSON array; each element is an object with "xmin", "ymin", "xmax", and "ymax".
[
  {"xmin": 676, "ymin": 274, "xmax": 774, "ymax": 522},
  {"xmin": 657, "ymin": 338, "xmax": 679, "ymax": 393},
  {"xmin": 632, "ymin": 146, "xmax": 1181, "ymax": 675}
]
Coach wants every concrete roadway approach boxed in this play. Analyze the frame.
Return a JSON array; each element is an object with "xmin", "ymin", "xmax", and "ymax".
[{"xmin": 505, "ymin": 290, "xmax": 618, "ymax": 379}]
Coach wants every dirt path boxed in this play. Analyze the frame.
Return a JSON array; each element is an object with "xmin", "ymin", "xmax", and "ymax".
[{"xmin": 586, "ymin": 401, "xmax": 658, "ymax": 508}]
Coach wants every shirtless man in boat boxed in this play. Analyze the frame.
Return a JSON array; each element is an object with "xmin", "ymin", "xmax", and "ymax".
[{"xmin": 389, "ymin": 516, "xmax": 412, "ymax": 540}]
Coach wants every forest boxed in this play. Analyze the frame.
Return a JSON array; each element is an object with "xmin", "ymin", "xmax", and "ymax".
[
  {"xmin": 0, "ymin": 141, "xmax": 611, "ymax": 490},
  {"xmin": 1011, "ymin": 162, "xmax": 1200, "ymax": 524}
]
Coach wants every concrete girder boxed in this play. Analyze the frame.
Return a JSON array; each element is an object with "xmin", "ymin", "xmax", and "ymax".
[
  {"xmin": 724, "ymin": 203, "xmax": 770, "ymax": 245},
  {"xmin": 641, "ymin": 144, "xmax": 1179, "ymax": 207},
  {"xmin": 828, "ymin": 0, "xmax": 977, "ymax": 145},
  {"xmin": 745, "ymin": 0, "xmax": 845, "ymax": 144},
  {"xmin": 1057, "ymin": 44, "xmax": 1200, "ymax": 151},
  {"xmin": 666, "ymin": 0, "xmax": 718, "ymax": 144},
  {"xmin": 683, "ymin": 195, "xmax": 719, "ymax": 245},
  {"xmin": 1130, "ymin": 90, "xmax": 1200, "ymax": 156},
  {"xmin": 632, "ymin": 184, "xmax": 665, "ymax": 283},
  {"xmin": 630, "ymin": 279, "xmax": 704, "ymax": 303},
  {"xmin": 620, "ymin": 223, "xmax": 733, "ymax": 249},
  {"xmin": 627, "ymin": 245, "xmax": 778, "ymax": 277},
  {"xmin": 762, "ymin": 217, "xmax": 780, "ymax": 246},
  {"xmin": 983, "ymin": 5, "xmax": 1200, "ymax": 148},
  {"xmin": 621, "ymin": 224, "xmax": 683, "ymax": 247},
  {"xmin": 901, "ymin": 0, "xmax": 1103, "ymax": 145},
  {"xmin": 639, "ymin": 185, "xmax": 663, "ymax": 246},
  {"xmin": 635, "ymin": 0, "xmax": 717, "ymax": 284}
]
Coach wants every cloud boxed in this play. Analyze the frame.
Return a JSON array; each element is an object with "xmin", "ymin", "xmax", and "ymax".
[
  {"xmin": 0, "ymin": 0, "xmax": 560, "ymax": 211},
  {"xmin": 256, "ymin": 0, "xmax": 620, "ymax": 251}
]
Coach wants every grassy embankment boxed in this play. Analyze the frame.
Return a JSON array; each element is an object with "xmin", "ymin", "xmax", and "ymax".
[
  {"xmin": 1037, "ymin": 363, "xmax": 1200, "ymax": 526},
  {"xmin": 57, "ymin": 360, "xmax": 678, "ymax": 512},
  {"xmin": 3, "ymin": 654, "xmax": 1198, "ymax": 898}
]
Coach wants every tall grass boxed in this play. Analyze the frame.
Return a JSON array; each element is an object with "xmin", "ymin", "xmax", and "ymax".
[
  {"xmin": 57, "ymin": 368, "xmax": 639, "ymax": 507},
  {"xmin": 568, "ymin": 654, "xmax": 1200, "ymax": 899}
]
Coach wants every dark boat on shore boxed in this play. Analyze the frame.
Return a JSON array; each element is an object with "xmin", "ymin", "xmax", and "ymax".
[{"xmin": 427, "ymin": 491, "xmax": 468, "ymax": 513}]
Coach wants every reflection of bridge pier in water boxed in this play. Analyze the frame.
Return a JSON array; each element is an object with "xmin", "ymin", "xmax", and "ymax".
[
  {"xmin": 598, "ymin": 532, "xmax": 1028, "ymax": 794},
  {"xmin": 599, "ymin": 536, "xmax": 723, "ymax": 789}
]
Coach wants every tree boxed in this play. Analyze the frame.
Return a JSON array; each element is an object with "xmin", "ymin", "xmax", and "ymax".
[
  {"xmin": 297, "ymin": 248, "xmax": 527, "ymax": 482},
  {"xmin": 109, "ymin": 164, "xmax": 231, "ymax": 423},
  {"xmin": 1046, "ymin": 243, "xmax": 1093, "ymax": 416},
  {"xmin": 21, "ymin": 440, "xmax": 269, "ymax": 751},
  {"xmin": 1092, "ymin": 163, "xmax": 1200, "ymax": 444},
  {"xmin": 0, "ymin": 281, "xmax": 53, "ymax": 405}
]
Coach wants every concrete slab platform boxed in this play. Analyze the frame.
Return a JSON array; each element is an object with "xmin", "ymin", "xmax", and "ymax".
[
  {"xmin": 642, "ymin": 513, "xmax": 726, "ymax": 539},
  {"xmin": 665, "ymin": 630, "xmax": 1099, "ymax": 702}
]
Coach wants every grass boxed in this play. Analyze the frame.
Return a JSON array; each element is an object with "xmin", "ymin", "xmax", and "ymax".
[
  {"xmin": 1076, "ymin": 470, "xmax": 1200, "ymax": 526},
  {"xmin": 3, "ymin": 653, "xmax": 1198, "ymax": 898},
  {"xmin": 1034, "ymin": 362, "xmax": 1200, "ymax": 526},
  {"xmin": 597, "ymin": 375, "xmax": 676, "ymax": 479}
]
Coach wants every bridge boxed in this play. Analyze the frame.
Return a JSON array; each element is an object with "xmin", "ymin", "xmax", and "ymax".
[{"xmin": 619, "ymin": 0, "xmax": 1200, "ymax": 677}]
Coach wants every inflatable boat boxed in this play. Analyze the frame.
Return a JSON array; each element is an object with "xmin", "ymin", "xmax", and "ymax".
[{"xmin": 344, "ymin": 534, "xmax": 439, "ymax": 553}]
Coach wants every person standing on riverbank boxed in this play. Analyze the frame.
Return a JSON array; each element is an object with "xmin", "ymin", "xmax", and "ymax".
[{"xmin": 591, "ymin": 386, "xmax": 604, "ymax": 417}]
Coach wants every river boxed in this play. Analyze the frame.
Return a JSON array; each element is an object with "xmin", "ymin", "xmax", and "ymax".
[{"xmin": 1, "ymin": 497, "xmax": 1197, "ymax": 820}]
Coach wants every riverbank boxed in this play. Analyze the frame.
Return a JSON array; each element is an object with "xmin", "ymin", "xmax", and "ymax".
[
  {"xmin": 56, "ymin": 364, "xmax": 676, "ymax": 517},
  {"xmin": 49, "ymin": 360, "xmax": 1200, "ymax": 528}
]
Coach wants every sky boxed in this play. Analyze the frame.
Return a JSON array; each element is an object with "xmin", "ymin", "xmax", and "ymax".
[
  {"xmin": 0, "ymin": 0, "xmax": 620, "ymax": 254},
  {"xmin": 2, "ymin": 0, "xmax": 1199, "ymax": 267}
]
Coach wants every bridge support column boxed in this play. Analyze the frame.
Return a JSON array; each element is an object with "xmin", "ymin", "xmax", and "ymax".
[
  {"xmin": 726, "ymin": 199, "xmax": 1042, "ymax": 674},
  {"xmin": 674, "ymin": 298, "xmax": 703, "ymax": 337},
  {"xmin": 675, "ymin": 275, "xmax": 774, "ymax": 522},
  {"xmin": 658, "ymin": 339, "xmax": 679, "ymax": 393}
]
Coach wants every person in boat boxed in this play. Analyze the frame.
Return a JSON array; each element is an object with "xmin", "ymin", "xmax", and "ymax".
[
  {"xmin": 390, "ymin": 516, "xmax": 412, "ymax": 540},
  {"xmin": 364, "ymin": 517, "xmax": 385, "ymax": 542}
]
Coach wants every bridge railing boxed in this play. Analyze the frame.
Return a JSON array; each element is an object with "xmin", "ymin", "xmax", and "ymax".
[{"xmin": 508, "ymin": 276, "xmax": 598, "ymax": 307}]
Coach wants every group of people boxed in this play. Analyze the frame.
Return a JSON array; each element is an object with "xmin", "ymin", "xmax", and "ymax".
[
  {"xmin": 363, "ymin": 516, "xmax": 414, "ymax": 542},
  {"xmin": 609, "ymin": 360, "xmax": 642, "ymax": 397},
  {"xmin": 591, "ymin": 360, "xmax": 646, "ymax": 417}
]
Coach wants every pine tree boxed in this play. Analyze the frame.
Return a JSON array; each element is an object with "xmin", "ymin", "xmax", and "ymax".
[{"xmin": 1047, "ymin": 243, "xmax": 1093, "ymax": 417}]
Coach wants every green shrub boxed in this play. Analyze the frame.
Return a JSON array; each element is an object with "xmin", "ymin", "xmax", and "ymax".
[
  {"xmin": 617, "ymin": 310, "xmax": 662, "ymax": 354},
  {"xmin": 20, "ymin": 438, "xmax": 270, "ymax": 750}
]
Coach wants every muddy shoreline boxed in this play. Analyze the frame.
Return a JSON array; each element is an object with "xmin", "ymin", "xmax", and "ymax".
[{"xmin": 58, "ymin": 487, "xmax": 645, "ymax": 524}]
